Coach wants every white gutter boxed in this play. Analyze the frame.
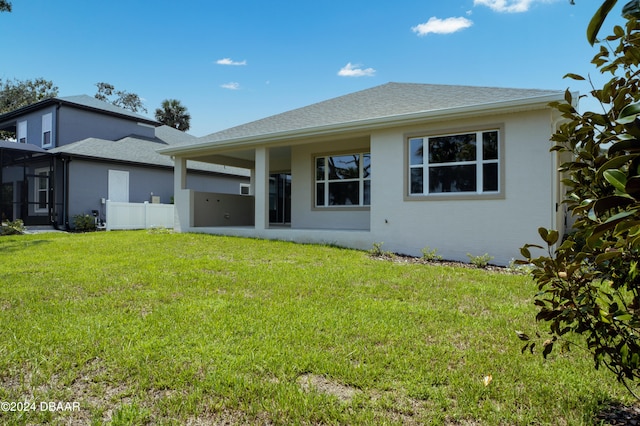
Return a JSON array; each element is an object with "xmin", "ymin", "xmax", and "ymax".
[{"xmin": 159, "ymin": 93, "xmax": 564, "ymax": 157}]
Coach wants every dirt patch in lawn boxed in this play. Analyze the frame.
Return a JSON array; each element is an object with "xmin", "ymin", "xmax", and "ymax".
[
  {"xmin": 296, "ymin": 373, "xmax": 360, "ymax": 403},
  {"xmin": 185, "ymin": 409, "xmax": 274, "ymax": 426}
]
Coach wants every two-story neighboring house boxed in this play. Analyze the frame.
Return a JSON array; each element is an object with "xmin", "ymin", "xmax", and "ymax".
[{"xmin": 0, "ymin": 95, "xmax": 249, "ymax": 228}]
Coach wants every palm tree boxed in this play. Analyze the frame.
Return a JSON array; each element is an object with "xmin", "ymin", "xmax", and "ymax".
[{"xmin": 154, "ymin": 99, "xmax": 191, "ymax": 131}]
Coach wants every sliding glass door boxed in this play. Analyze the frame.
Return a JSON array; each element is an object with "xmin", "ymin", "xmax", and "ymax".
[{"xmin": 269, "ymin": 173, "xmax": 291, "ymax": 224}]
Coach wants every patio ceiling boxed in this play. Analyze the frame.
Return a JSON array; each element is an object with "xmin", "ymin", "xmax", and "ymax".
[{"xmin": 185, "ymin": 146, "xmax": 292, "ymax": 170}]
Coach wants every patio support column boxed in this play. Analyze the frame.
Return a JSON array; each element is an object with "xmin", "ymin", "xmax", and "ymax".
[
  {"xmin": 173, "ymin": 156, "xmax": 190, "ymax": 232},
  {"xmin": 254, "ymin": 147, "xmax": 269, "ymax": 231},
  {"xmin": 174, "ymin": 156, "xmax": 187, "ymax": 192}
]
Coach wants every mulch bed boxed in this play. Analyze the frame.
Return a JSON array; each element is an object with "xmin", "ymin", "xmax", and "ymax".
[
  {"xmin": 368, "ymin": 252, "xmax": 517, "ymax": 274},
  {"xmin": 595, "ymin": 403, "xmax": 640, "ymax": 425}
]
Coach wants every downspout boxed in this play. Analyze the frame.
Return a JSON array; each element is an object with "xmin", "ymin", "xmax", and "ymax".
[
  {"xmin": 49, "ymin": 154, "xmax": 55, "ymax": 228},
  {"xmin": 63, "ymin": 155, "xmax": 70, "ymax": 230},
  {"xmin": 54, "ymin": 102, "xmax": 71, "ymax": 230},
  {"xmin": 50, "ymin": 103, "xmax": 61, "ymax": 229},
  {"xmin": 21, "ymin": 153, "xmax": 27, "ymax": 222},
  {"xmin": 51, "ymin": 154, "xmax": 63, "ymax": 230},
  {"xmin": 551, "ymin": 108, "xmax": 570, "ymax": 238}
]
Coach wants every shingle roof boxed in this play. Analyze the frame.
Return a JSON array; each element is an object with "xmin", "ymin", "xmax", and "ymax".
[
  {"xmin": 0, "ymin": 140, "xmax": 48, "ymax": 153},
  {"xmin": 49, "ymin": 136, "xmax": 172, "ymax": 166},
  {"xmin": 199, "ymin": 82, "xmax": 563, "ymax": 144},
  {"xmin": 153, "ymin": 124, "xmax": 198, "ymax": 146},
  {"xmin": 0, "ymin": 95, "xmax": 159, "ymax": 127},
  {"xmin": 49, "ymin": 125, "xmax": 248, "ymax": 176},
  {"xmin": 57, "ymin": 95, "xmax": 159, "ymax": 125}
]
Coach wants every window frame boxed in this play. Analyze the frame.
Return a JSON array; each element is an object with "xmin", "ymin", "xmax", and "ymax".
[
  {"xmin": 17, "ymin": 120, "xmax": 27, "ymax": 144},
  {"xmin": 314, "ymin": 151, "xmax": 371, "ymax": 208},
  {"xmin": 34, "ymin": 167, "xmax": 49, "ymax": 214},
  {"xmin": 406, "ymin": 126, "xmax": 504, "ymax": 201},
  {"xmin": 42, "ymin": 113, "xmax": 53, "ymax": 148}
]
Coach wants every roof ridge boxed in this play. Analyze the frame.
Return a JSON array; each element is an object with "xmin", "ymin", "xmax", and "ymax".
[
  {"xmin": 116, "ymin": 133, "xmax": 166, "ymax": 144},
  {"xmin": 382, "ymin": 81, "xmax": 560, "ymax": 92},
  {"xmin": 197, "ymin": 82, "xmax": 563, "ymax": 144}
]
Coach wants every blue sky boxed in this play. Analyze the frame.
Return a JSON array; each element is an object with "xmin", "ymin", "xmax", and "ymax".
[{"xmin": 0, "ymin": 0, "xmax": 629, "ymax": 136}]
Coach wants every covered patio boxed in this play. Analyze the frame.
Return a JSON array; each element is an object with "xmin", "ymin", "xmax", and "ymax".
[
  {"xmin": 167, "ymin": 133, "xmax": 374, "ymax": 251},
  {"xmin": 0, "ymin": 141, "xmax": 63, "ymax": 226}
]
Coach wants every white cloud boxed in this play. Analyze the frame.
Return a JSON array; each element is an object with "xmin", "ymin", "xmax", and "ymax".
[
  {"xmin": 411, "ymin": 16, "xmax": 473, "ymax": 36},
  {"xmin": 221, "ymin": 82, "xmax": 240, "ymax": 90},
  {"xmin": 473, "ymin": 0, "xmax": 557, "ymax": 13},
  {"xmin": 216, "ymin": 58, "xmax": 247, "ymax": 66},
  {"xmin": 337, "ymin": 63, "xmax": 376, "ymax": 77}
]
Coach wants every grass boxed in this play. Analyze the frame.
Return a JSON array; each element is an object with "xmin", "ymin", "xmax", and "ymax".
[{"xmin": 0, "ymin": 230, "xmax": 635, "ymax": 425}]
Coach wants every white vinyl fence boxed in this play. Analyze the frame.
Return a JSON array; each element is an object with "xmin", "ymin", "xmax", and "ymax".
[{"xmin": 105, "ymin": 200, "xmax": 174, "ymax": 231}]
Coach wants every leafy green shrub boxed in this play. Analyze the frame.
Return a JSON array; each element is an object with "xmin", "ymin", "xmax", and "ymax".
[
  {"xmin": 72, "ymin": 214, "xmax": 96, "ymax": 232},
  {"xmin": 421, "ymin": 246, "xmax": 442, "ymax": 262},
  {"xmin": 520, "ymin": 15, "xmax": 640, "ymax": 393},
  {"xmin": 368, "ymin": 242, "xmax": 393, "ymax": 258},
  {"xmin": 0, "ymin": 219, "xmax": 25, "ymax": 235},
  {"xmin": 466, "ymin": 253, "xmax": 493, "ymax": 268}
]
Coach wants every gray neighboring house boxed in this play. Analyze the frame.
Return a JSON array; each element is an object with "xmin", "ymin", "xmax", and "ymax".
[{"xmin": 0, "ymin": 95, "xmax": 249, "ymax": 228}]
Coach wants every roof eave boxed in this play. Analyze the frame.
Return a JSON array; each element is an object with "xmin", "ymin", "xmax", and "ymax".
[
  {"xmin": 159, "ymin": 93, "xmax": 565, "ymax": 157},
  {"xmin": 0, "ymin": 98, "xmax": 55, "ymax": 122},
  {"xmin": 0, "ymin": 97, "xmax": 161, "ymax": 127}
]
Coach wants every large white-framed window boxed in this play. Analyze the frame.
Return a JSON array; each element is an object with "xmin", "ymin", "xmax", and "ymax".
[
  {"xmin": 315, "ymin": 152, "xmax": 371, "ymax": 207},
  {"xmin": 17, "ymin": 120, "xmax": 27, "ymax": 143},
  {"xmin": 42, "ymin": 113, "xmax": 53, "ymax": 148},
  {"xmin": 409, "ymin": 130, "xmax": 500, "ymax": 196},
  {"xmin": 34, "ymin": 167, "xmax": 49, "ymax": 213}
]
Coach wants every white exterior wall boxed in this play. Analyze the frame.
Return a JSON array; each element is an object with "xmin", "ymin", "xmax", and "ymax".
[
  {"xmin": 369, "ymin": 110, "xmax": 556, "ymax": 265},
  {"xmin": 174, "ymin": 109, "xmax": 559, "ymax": 266},
  {"xmin": 290, "ymin": 137, "xmax": 370, "ymax": 230}
]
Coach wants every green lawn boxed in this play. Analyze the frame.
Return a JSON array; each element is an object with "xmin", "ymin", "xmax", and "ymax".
[{"xmin": 0, "ymin": 231, "xmax": 635, "ymax": 425}]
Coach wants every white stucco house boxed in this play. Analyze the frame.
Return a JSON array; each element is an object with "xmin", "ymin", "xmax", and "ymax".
[{"xmin": 159, "ymin": 82, "xmax": 570, "ymax": 265}]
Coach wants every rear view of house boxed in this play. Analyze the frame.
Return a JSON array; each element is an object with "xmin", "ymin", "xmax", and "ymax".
[{"xmin": 160, "ymin": 82, "xmax": 569, "ymax": 265}]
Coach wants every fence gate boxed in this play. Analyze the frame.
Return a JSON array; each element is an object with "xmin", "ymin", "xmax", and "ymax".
[{"xmin": 105, "ymin": 200, "xmax": 174, "ymax": 231}]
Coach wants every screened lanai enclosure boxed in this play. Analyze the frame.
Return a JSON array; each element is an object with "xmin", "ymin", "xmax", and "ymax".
[{"xmin": 0, "ymin": 142, "xmax": 64, "ymax": 227}]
